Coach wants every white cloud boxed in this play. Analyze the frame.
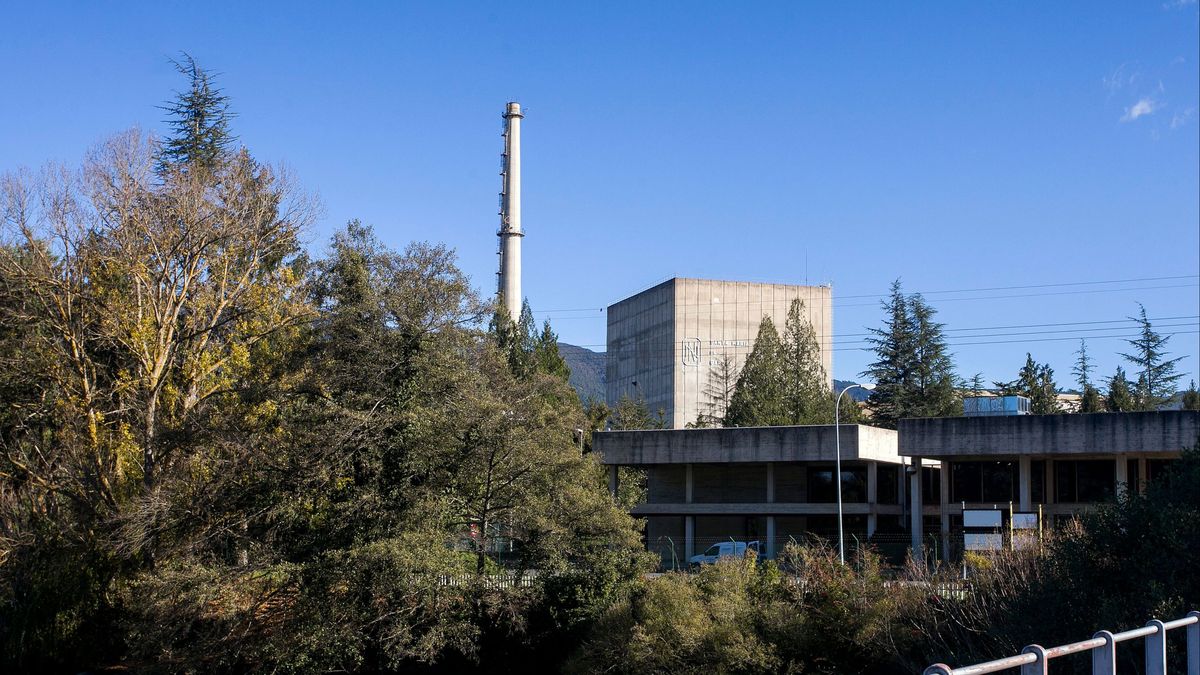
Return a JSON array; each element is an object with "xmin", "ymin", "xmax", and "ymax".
[
  {"xmin": 1103, "ymin": 63, "xmax": 1139, "ymax": 95},
  {"xmin": 1121, "ymin": 98, "xmax": 1160, "ymax": 122},
  {"xmin": 1171, "ymin": 107, "xmax": 1196, "ymax": 129},
  {"xmin": 1163, "ymin": 0, "xmax": 1196, "ymax": 9}
]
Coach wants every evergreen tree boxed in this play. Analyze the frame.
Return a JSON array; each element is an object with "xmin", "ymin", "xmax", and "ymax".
[
  {"xmin": 967, "ymin": 372, "xmax": 986, "ymax": 397},
  {"xmin": 861, "ymin": 281, "xmax": 915, "ymax": 428},
  {"xmin": 862, "ymin": 282, "xmax": 958, "ymax": 427},
  {"xmin": 1105, "ymin": 366, "xmax": 1136, "ymax": 412},
  {"xmin": 1120, "ymin": 304, "xmax": 1186, "ymax": 410},
  {"xmin": 611, "ymin": 393, "xmax": 666, "ymax": 430},
  {"xmin": 781, "ymin": 298, "xmax": 835, "ymax": 424},
  {"xmin": 724, "ymin": 317, "xmax": 787, "ymax": 427},
  {"xmin": 158, "ymin": 54, "xmax": 235, "ymax": 172},
  {"xmin": 1073, "ymin": 340, "xmax": 1103, "ymax": 413},
  {"xmin": 531, "ymin": 320, "xmax": 571, "ymax": 380},
  {"xmin": 995, "ymin": 353, "xmax": 1062, "ymax": 414},
  {"xmin": 1182, "ymin": 380, "xmax": 1200, "ymax": 411},
  {"xmin": 695, "ymin": 352, "xmax": 739, "ymax": 427},
  {"xmin": 908, "ymin": 294, "xmax": 960, "ymax": 418}
]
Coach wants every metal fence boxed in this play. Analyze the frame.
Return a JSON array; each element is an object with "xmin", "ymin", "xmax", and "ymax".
[{"xmin": 924, "ymin": 611, "xmax": 1199, "ymax": 675}]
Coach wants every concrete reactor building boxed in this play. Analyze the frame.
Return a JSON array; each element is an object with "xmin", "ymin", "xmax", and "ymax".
[{"xmin": 606, "ymin": 278, "xmax": 832, "ymax": 429}]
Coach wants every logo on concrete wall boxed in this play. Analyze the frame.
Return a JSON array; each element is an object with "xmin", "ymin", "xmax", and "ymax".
[{"xmin": 681, "ymin": 338, "xmax": 702, "ymax": 366}]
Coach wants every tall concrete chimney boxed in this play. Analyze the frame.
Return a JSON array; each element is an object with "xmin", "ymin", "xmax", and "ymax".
[{"xmin": 497, "ymin": 101, "xmax": 524, "ymax": 321}]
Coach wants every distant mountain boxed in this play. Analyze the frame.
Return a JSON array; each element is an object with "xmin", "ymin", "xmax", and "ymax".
[
  {"xmin": 834, "ymin": 380, "xmax": 872, "ymax": 402},
  {"xmin": 560, "ymin": 343, "xmax": 606, "ymax": 404}
]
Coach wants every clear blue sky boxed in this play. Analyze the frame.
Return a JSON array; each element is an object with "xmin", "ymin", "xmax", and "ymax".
[{"xmin": 2, "ymin": 1, "xmax": 1198, "ymax": 387}]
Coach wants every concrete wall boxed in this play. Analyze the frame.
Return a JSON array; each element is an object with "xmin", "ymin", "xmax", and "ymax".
[
  {"xmin": 692, "ymin": 463, "xmax": 768, "ymax": 503},
  {"xmin": 900, "ymin": 411, "xmax": 1200, "ymax": 458},
  {"xmin": 645, "ymin": 465, "xmax": 687, "ymax": 503},
  {"xmin": 606, "ymin": 279, "xmax": 675, "ymax": 423},
  {"xmin": 595, "ymin": 424, "xmax": 902, "ymax": 465},
  {"xmin": 606, "ymin": 278, "xmax": 832, "ymax": 428}
]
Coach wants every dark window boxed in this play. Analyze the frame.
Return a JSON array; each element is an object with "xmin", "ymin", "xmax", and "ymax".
[
  {"xmin": 877, "ymin": 465, "xmax": 899, "ymax": 505},
  {"xmin": 952, "ymin": 462, "xmax": 982, "ymax": 503},
  {"xmin": 951, "ymin": 461, "xmax": 1017, "ymax": 503},
  {"xmin": 1055, "ymin": 460, "xmax": 1115, "ymax": 503},
  {"xmin": 1126, "ymin": 459, "xmax": 1140, "ymax": 494},
  {"xmin": 982, "ymin": 462, "xmax": 1018, "ymax": 503},
  {"xmin": 1031, "ymin": 461, "xmax": 1046, "ymax": 504},
  {"xmin": 922, "ymin": 466, "xmax": 940, "ymax": 505},
  {"xmin": 1147, "ymin": 459, "xmax": 1175, "ymax": 487},
  {"xmin": 807, "ymin": 465, "xmax": 867, "ymax": 503}
]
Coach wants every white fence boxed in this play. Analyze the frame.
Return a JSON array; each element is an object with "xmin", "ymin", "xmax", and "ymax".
[{"xmin": 924, "ymin": 611, "xmax": 1199, "ymax": 675}]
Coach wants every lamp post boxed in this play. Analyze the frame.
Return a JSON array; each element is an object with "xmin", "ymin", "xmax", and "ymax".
[{"xmin": 835, "ymin": 382, "xmax": 874, "ymax": 565}]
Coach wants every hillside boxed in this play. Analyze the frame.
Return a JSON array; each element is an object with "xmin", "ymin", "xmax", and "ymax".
[{"xmin": 560, "ymin": 343, "xmax": 606, "ymax": 403}]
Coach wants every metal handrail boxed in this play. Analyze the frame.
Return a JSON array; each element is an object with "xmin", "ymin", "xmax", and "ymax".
[{"xmin": 923, "ymin": 611, "xmax": 1200, "ymax": 675}]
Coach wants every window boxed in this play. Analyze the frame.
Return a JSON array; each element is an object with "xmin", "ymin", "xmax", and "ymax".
[
  {"xmin": 1147, "ymin": 459, "xmax": 1175, "ymax": 487},
  {"xmin": 1054, "ymin": 460, "xmax": 1115, "ymax": 503},
  {"xmin": 922, "ymin": 466, "xmax": 941, "ymax": 505},
  {"xmin": 877, "ymin": 465, "xmax": 899, "ymax": 504},
  {"xmin": 951, "ymin": 461, "xmax": 1017, "ymax": 503},
  {"xmin": 807, "ymin": 465, "xmax": 867, "ymax": 503},
  {"xmin": 1126, "ymin": 459, "xmax": 1140, "ymax": 494},
  {"xmin": 1031, "ymin": 461, "xmax": 1046, "ymax": 504}
]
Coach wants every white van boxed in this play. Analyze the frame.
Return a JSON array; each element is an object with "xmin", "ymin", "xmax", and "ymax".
[{"xmin": 688, "ymin": 540, "xmax": 760, "ymax": 566}]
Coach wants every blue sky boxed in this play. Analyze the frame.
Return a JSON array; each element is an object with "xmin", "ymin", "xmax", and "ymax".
[{"xmin": 2, "ymin": 1, "xmax": 1197, "ymax": 387}]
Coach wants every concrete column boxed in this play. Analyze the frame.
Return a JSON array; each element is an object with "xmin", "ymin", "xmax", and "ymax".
[
  {"xmin": 1019, "ymin": 456, "xmax": 1032, "ymax": 511},
  {"xmin": 939, "ymin": 459, "xmax": 951, "ymax": 563},
  {"xmin": 910, "ymin": 457, "xmax": 924, "ymax": 560},
  {"xmin": 866, "ymin": 462, "xmax": 878, "ymax": 538},
  {"xmin": 1115, "ymin": 455, "xmax": 1128, "ymax": 498},
  {"xmin": 766, "ymin": 516, "xmax": 776, "ymax": 559},
  {"xmin": 685, "ymin": 463, "xmax": 693, "ymax": 504},
  {"xmin": 608, "ymin": 465, "xmax": 619, "ymax": 498},
  {"xmin": 685, "ymin": 516, "xmax": 695, "ymax": 561}
]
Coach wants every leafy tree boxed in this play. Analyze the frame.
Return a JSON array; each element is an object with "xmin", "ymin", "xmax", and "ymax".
[
  {"xmin": 1121, "ymin": 304, "xmax": 1186, "ymax": 410},
  {"xmin": 1105, "ymin": 366, "xmax": 1136, "ymax": 412},
  {"xmin": 610, "ymin": 393, "xmax": 666, "ymax": 430},
  {"xmin": 863, "ymin": 282, "xmax": 959, "ymax": 427},
  {"xmin": 724, "ymin": 317, "xmax": 788, "ymax": 426},
  {"xmin": 995, "ymin": 353, "xmax": 1062, "ymax": 414},
  {"xmin": 157, "ymin": 54, "xmax": 235, "ymax": 172},
  {"xmin": 1072, "ymin": 340, "xmax": 1103, "ymax": 413}
]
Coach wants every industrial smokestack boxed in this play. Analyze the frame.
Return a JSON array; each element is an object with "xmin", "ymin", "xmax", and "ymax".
[{"xmin": 497, "ymin": 101, "xmax": 524, "ymax": 321}]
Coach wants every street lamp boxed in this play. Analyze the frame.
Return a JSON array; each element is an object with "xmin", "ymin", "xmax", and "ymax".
[{"xmin": 835, "ymin": 382, "xmax": 875, "ymax": 565}]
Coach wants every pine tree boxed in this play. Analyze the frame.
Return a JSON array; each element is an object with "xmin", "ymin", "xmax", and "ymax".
[
  {"xmin": 862, "ymin": 281, "xmax": 915, "ymax": 428},
  {"xmin": 908, "ymin": 294, "xmax": 960, "ymax": 418},
  {"xmin": 531, "ymin": 320, "xmax": 570, "ymax": 380},
  {"xmin": 995, "ymin": 353, "xmax": 1062, "ymax": 414},
  {"xmin": 781, "ymin": 298, "xmax": 834, "ymax": 424},
  {"xmin": 158, "ymin": 53, "xmax": 236, "ymax": 173},
  {"xmin": 696, "ymin": 352, "xmax": 739, "ymax": 427},
  {"xmin": 1120, "ymin": 304, "xmax": 1186, "ymax": 410},
  {"xmin": 1072, "ymin": 340, "xmax": 1103, "ymax": 413},
  {"xmin": 611, "ymin": 393, "xmax": 666, "ymax": 430},
  {"xmin": 724, "ymin": 316, "xmax": 787, "ymax": 427},
  {"xmin": 1183, "ymin": 380, "xmax": 1200, "ymax": 411},
  {"xmin": 862, "ymin": 282, "xmax": 958, "ymax": 427},
  {"xmin": 1105, "ymin": 366, "xmax": 1136, "ymax": 412}
]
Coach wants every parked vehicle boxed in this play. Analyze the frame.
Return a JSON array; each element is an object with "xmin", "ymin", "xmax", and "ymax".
[{"xmin": 688, "ymin": 540, "xmax": 760, "ymax": 567}]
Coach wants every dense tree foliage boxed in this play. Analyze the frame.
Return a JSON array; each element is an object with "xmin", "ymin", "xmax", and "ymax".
[
  {"xmin": 862, "ymin": 281, "xmax": 959, "ymax": 427},
  {"xmin": 1121, "ymin": 304, "xmax": 1186, "ymax": 410},
  {"xmin": 1105, "ymin": 366, "xmax": 1136, "ymax": 412},
  {"xmin": 995, "ymin": 353, "xmax": 1063, "ymax": 414}
]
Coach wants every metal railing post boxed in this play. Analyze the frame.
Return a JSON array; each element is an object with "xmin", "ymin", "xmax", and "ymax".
[
  {"xmin": 1021, "ymin": 644, "xmax": 1048, "ymax": 675},
  {"xmin": 922, "ymin": 665, "xmax": 952, "ymax": 675},
  {"xmin": 1188, "ymin": 611, "xmax": 1200, "ymax": 675},
  {"xmin": 1145, "ymin": 619, "xmax": 1167, "ymax": 675},
  {"xmin": 1091, "ymin": 630, "xmax": 1115, "ymax": 675}
]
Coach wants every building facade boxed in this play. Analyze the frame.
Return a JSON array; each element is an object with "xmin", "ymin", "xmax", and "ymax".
[
  {"xmin": 900, "ymin": 410, "xmax": 1200, "ymax": 560},
  {"xmin": 606, "ymin": 278, "xmax": 832, "ymax": 429},
  {"xmin": 595, "ymin": 424, "xmax": 906, "ymax": 567}
]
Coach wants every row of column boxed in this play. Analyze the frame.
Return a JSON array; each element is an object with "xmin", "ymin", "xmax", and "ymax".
[
  {"xmin": 909, "ymin": 455, "xmax": 1147, "ymax": 561},
  {"xmin": 610, "ymin": 461, "xmax": 892, "ymax": 561}
]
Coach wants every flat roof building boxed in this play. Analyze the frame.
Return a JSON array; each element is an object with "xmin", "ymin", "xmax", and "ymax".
[
  {"xmin": 899, "ymin": 410, "xmax": 1200, "ymax": 560},
  {"xmin": 595, "ymin": 424, "xmax": 907, "ymax": 568},
  {"xmin": 606, "ymin": 278, "xmax": 832, "ymax": 429}
]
